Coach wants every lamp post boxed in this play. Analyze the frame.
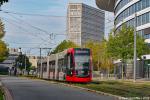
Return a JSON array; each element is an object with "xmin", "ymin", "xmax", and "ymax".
[
  {"xmin": 24, "ymin": 52, "xmax": 27, "ymax": 75},
  {"xmin": 133, "ymin": 13, "xmax": 137, "ymax": 82}
]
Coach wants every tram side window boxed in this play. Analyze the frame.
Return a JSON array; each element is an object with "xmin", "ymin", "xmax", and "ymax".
[
  {"xmin": 64, "ymin": 55, "xmax": 68, "ymax": 73},
  {"xmin": 49, "ymin": 61, "xmax": 55, "ymax": 72},
  {"xmin": 58, "ymin": 59, "xmax": 64, "ymax": 72},
  {"xmin": 43, "ymin": 63, "xmax": 47, "ymax": 72},
  {"xmin": 68, "ymin": 54, "xmax": 70, "ymax": 69},
  {"xmin": 49, "ymin": 61, "xmax": 53, "ymax": 72}
]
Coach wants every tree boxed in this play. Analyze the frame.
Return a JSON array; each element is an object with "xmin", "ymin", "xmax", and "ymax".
[
  {"xmin": 107, "ymin": 25, "xmax": 149, "ymax": 61},
  {"xmin": 99, "ymin": 40, "xmax": 114, "ymax": 75},
  {"xmin": 107, "ymin": 25, "xmax": 150, "ymax": 79},
  {"xmin": 0, "ymin": 40, "xmax": 8, "ymax": 62},
  {"xmin": 15, "ymin": 54, "xmax": 32, "ymax": 71},
  {"xmin": 0, "ymin": 19, "xmax": 8, "ymax": 62},
  {"xmin": 51, "ymin": 40, "xmax": 79, "ymax": 54},
  {"xmin": 0, "ymin": 0, "xmax": 8, "ymax": 5},
  {"xmin": 0, "ymin": 19, "xmax": 5, "ymax": 39},
  {"xmin": 85, "ymin": 40, "xmax": 114, "ymax": 72},
  {"xmin": 85, "ymin": 41, "xmax": 101, "ymax": 70}
]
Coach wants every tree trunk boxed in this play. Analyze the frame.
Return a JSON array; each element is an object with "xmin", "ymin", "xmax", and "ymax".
[
  {"xmin": 107, "ymin": 67, "xmax": 110, "ymax": 78},
  {"xmin": 97, "ymin": 57, "xmax": 100, "ymax": 71},
  {"xmin": 122, "ymin": 60, "xmax": 124, "ymax": 80},
  {"xmin": 114, "ymin": 66, "xmax": 117, "ymax": 80}
]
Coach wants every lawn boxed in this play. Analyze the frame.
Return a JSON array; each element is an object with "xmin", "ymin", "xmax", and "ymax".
[{"xmin": 74, "ymin": 81, "xmax": 150, "ymax": 98}]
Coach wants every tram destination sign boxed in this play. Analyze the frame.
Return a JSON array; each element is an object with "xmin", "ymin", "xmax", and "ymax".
[{"xmin": 75, "ymin": 49, "xmax": 90, "ymax": 54}]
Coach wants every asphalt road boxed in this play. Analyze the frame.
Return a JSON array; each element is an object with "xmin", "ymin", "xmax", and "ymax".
[{"xmin": 0, "ymin": 77, "xmax": 115, "ymax": 100}]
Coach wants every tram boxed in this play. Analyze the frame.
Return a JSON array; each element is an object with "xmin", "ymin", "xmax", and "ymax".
[{"xmin": 38, "ymin": 48, "xmax": 92, "ymax": 83}]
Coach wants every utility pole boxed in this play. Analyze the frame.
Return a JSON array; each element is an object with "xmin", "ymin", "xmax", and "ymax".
[
  {"xmin": 25, "ymin": 52, "xmax": 27, "ymax": 75},
  {"xmin": 133, "ymin": 13, "xmax": 137, "ymax": 82},
  {"xmin": 40, "ymin": 48, "xmax": 42, "ymax": 78}
]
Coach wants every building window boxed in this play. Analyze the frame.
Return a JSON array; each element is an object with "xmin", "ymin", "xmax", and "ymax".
[{"xmin": 115, "ymin": 0, "xmax": 150, "ymax": 25}]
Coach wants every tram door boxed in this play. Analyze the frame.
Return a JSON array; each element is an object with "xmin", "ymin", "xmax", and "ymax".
[{"xmin": 67, "ymin": 53, "xmax": 73, "ymax": 76}]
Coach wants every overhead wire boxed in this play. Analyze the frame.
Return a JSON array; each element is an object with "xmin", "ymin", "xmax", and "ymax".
[
  {"xmin": 6, "ymin": 13, "xmax": 52, "ymax": 36},
  {"xmin": 0, "ymin": 9, "xmax": 115, "ymax": 24},
  {"xmin": 2, "ymin": 10, "xmax": 66, "ymax": 18},
  {"xmin": 3, "ymin": 12, "xmax": 68, "ymax": 42},
  {"xmin": 2, "ymin": 17, "xmax": 61, "ymax": 51},
  {"xmin": 1, "ymin": 17, "xmax": 47, "ymax": 42},
  {"xmin": 1, "ymin": 17, "xmax": 54, "ymax": 50}
]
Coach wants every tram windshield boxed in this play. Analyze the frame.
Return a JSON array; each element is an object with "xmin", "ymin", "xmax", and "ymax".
[
  {"xmin": 74, "ymin": 49, "xmax": 90, "ymax": 77},
  {"xmin": 75, "ymin": 55, "xmax": 90, "ymax": 70}
]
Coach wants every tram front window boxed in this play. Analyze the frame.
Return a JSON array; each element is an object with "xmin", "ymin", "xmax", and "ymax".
[{"xmin": 75, "ymin": 55, "xmax": 90, "ymax": 77}]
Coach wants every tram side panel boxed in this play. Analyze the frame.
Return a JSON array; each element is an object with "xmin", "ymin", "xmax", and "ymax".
[
  {"xmin": 58, "ymin": 58, "xmax": 66, "ymax": 81},
  {"xmin": 57, "ymin": 51, "xmax": 67, "ymax": 81},
  {"xmin": 42, "ymin": 62, "xmax": 47, "ymax": 79},
  {"xmin": 54, "ymin": 54, "xmax": 58, "ymax": 80},
  {"xmin": 48, "ymin": 54, "xmax": 57, "ymax": 80},
  {"xmin": 37, "ymin": 63, "xmax": 40, "ymax": 78},
  {"xmin": 49, "ymin": 61, "xmax": 55, "ymax": 80}
]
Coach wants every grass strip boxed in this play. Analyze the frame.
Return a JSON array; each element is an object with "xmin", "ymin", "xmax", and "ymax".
[{"xmin": 74, "ymin": 81, "xmax": 150, "ymax": 97}]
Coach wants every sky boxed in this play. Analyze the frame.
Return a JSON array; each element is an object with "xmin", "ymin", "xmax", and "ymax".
[{"xmin": 0, "ymin": 0, "xmax": 114, "ymax": 56}]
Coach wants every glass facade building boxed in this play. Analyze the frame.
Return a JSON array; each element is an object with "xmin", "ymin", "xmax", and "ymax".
[
  {"xmin": 96, "ymin": 0, "xmax": 150, "ymax": 78},
  {"xmin": 96, "ymin": 0, "xmax": 150, "ymax": 42}
]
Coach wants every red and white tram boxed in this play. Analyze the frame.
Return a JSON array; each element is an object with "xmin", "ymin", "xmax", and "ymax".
[{"xmin": 38, "ymin": 48, "xmax": 92, "ymax": 83}]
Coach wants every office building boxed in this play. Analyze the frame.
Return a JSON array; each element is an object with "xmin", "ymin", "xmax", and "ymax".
[{"xmin": 67, "ymin": 3, "xmax": 105, "ymax": 46}]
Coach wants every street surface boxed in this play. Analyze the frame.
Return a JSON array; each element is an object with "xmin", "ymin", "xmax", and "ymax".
[{"xmin": 0, "ymin": 76, "xmax": 115, "ymax": 100}]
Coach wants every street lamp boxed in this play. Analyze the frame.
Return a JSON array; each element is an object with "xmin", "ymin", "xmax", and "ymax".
[{"xmin": 19, "ymin": 47, "xmax": 22, "ymax": 55}]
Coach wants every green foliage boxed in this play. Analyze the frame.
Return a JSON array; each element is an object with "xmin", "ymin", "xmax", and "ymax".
[
  {"xmin": 107, "ymin": 25, "xmax": 149, "ymax": 61},
  {"xmin": 85, "ymin": 40, "xmax": 113, "ymax": 71},
  {"xmin": 0, "ymin": 19, "xmax": 8, "ymax": 62},
  {"xmin": 15, "ymin": 55, "xmax": 32, "ymax": 71},
  {"xmin": 51, "ymin": 40, "xmax": 79, "ymax": 54},
  {"xmin": 0, "ymin": 20, "xmax": 5, "ymax": 39},
  {"xmin": 0, "ymin": 40, "xmax": 8, "ymax": 62},
  {"xmin": 0, "ymin": 0, "xmax": 8, "ymax": 5},
  {"xmin": 85, "ymin": 41, "xmax": 101, "ymax": 70}
]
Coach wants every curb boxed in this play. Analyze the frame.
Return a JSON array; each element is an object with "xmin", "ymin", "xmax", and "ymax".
[{"xmin": 0, "ymin": 82, "xmax": 13, "ymax": 100}]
